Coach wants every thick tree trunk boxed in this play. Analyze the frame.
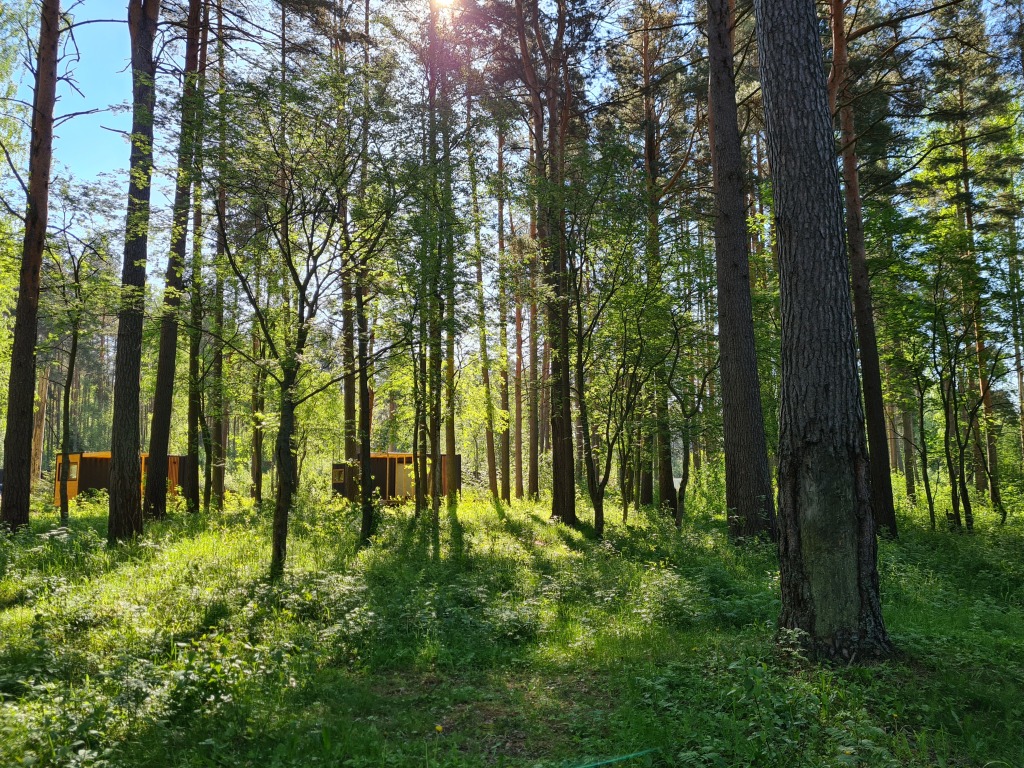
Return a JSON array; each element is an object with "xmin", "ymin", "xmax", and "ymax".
[
  {"xmin": 145, "ymin": 0, "xmax": 203, "ymax": 519},
  {"xmin": 707, "ymin": 0, "xmax": 776, "ymax": 540},
  {"xmin": 109, "ymin": 0, "xmax": 162, "ymax": 544},
  {"xmin": 0, "ymin": 0, "xmax": 60, "ymax": 531},
  {"xmin": 754, "ymin": 0, "xmax": 891, "ymax": 660}
]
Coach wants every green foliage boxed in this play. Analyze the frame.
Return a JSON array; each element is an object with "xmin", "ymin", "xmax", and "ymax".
[{"xmin": 1, "ymin": 495, "xmax": 1021, "ymax": 767}]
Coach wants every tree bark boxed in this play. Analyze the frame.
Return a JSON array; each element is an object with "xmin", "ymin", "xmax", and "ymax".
[
  {"xmin": 915, "ymin": 378, "xmax": 935, "ymax": 528},
  {"xmin": 356, "ymin": 284, "xmax": 375, "ymax": 545},
  {"xmin": 184, "ymin": 190, "xmax": 204, "ymax": 513},
  {"xmin": 342, "ymin": 270, "xmax": 358, "ymax": 498},
  {"xmin": 955, "ymin": 115, "xmax": 1003, "ymax": 514},
  {"xmin": 0, "ymin": 0, "xmax": 60, "ymax": 531},
  {"xmin": 145, "ymin": 0, "xmax": 203, "ymax": 519},
  {"xmin": 251, "ymin": 342, "xmax": 265, "ymax": 504},
  {"xmin": 467, "ymin": 92, "xmax": 498, "ymax": 501},
  {"xmin": 496, "ymin": 129, "xmax": 512, "ymax": 504},
  {"xmin": 707, "ymin": 0, "xmax": 776, "ymax": 540},
  {"xmin": 59, "ymin": 330, "xmax": 79, "ymax": 526},
  {"xmin": 901, "ymin": 405, "xmax": 916, "ymax": 502},
  {"xmin": 1008, "ymin": 225, "xmax": 1024, "ymax": 472},
  {"xmin": 109, "ymin": 0, "xmax": 162, "ymax": 544},
  {"xmin": 636, "ymin": 11, "xmax": 677, "ymax": 517},
  {"xmin": 269, "ymin": 365, "xmax": 298, "ymax": 578},
  {"xmin": 182, "ymin": 0, "xmax": 209, "ymax": 514},
  {"xmin": 828, "ymin": 0, "xmax": 897, "ymax": 538},
  {"xmin": 754, "ymin": 0, "xmax": 891, "ymax": 660},
  {"xmin": 209, "ymin": 0, "xmax": 227, "ymax": 510},
  {"xmin": 30, "ymin": 366, "xmax": 50, "ymax": 486},
  {"xmin": 528, "ymin": 298, "xmax": 539, "ymax": 499}
]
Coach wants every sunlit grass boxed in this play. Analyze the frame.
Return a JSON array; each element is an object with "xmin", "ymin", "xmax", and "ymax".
[{"xmin": 0, "ymin": 484, "xmax": 1022, "ymax": 766}]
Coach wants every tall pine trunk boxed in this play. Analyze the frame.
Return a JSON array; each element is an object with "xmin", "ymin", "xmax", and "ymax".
[
  {"xmin": 514, "ymin": 298, "xmax": 525, "ymax": 499},
  {"xmin": 496, "ymin": 129, "xmax": 512, "ymax": 504},
  {"xmin": 528, "ymin": 298, "xmax": 539, "ymax": 499},
  {"xmin": 707, "ymin": 0, "xmax": 776, "ymax": 539},
  {"xmin": 0, "ymin": 0, "xmax": 60, "ymax": 531},
  {"xmin": 828, "ymin": 0, "xmax": 897, "ymax": 538},
  {"xmin": 109, "ymin": 0, "xmax": 162, "ymax": 544},
  {"xmin": 754, "ymin": 0, "xmax": 891, "ymax": 660},
  {"xmin": 182, "ymin": 0, "xmax": 209, "ymax": 514},
  {"xmin": 145, "ymin": 0, "xmax": 203, "ymax": 519},
  {"xmin": 357, "ymin": 283, "xmax": 376, "ymax": 545},
  {"xmin": 59, "ymin": 330, "xmax": 79, "ymax": 525},
  {"xmin": 209, "ymin": 0, "xmax": 227, "ymax": 510},
  {"xmin": 467, "ymin": 93, "xmax": 498, "ymax": 501}
]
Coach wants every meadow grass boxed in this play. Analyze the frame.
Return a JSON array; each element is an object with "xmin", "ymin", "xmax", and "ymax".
[{"xmin": 0, "ymin": 486, "xmax": 1021, "ymax": 767}]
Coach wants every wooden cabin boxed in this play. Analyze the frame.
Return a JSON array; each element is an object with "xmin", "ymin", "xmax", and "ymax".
[
  {"xmin": 53, "ymin": 452, "xmax": 190, "ymax": 506},
  {"xmin": 332, "ymin": 453, "xmax": 461, "ymax": 502}
]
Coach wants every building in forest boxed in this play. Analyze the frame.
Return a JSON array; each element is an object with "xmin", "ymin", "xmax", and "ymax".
[
  {"xmin": 332, "ymin": 453, "xmax": 461, "ymax": 502},
  {"xmin": 53, "ymin": 452, "xmax": 190, "ymax": 506}
]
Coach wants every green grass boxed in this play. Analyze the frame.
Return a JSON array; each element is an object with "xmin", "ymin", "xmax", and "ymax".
[{"xmin": 0, "ymin": 488, "xmax": 1022, "ymax": 767}]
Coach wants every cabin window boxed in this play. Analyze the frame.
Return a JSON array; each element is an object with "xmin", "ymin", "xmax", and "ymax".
[{"xmin": 332, "ymin": 467, "xmax": 345, "ymax": 484}]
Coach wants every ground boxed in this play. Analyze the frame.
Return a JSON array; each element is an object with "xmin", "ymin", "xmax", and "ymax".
[{"xmin": 0, "ymin": 487, "xmax": 1022, "ymax": 767}]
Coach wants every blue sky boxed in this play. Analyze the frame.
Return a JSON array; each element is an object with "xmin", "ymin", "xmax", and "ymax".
[{"xmin": 52, "ymin": 8, "xmax": 131, "ymax": 185}]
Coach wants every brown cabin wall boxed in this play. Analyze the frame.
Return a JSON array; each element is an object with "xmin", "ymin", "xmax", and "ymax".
[{"xmin": 333, "ymin": 453, "xmax": 461, "ymax": 503}]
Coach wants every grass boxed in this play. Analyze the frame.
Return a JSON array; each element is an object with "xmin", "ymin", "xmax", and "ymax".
[{"xmin": 0, "ymin": 486, "xmax": 1022, "ymax": 767}]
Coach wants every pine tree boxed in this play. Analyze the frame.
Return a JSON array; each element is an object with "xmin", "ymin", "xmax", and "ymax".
[{"xmin": 753, "ymin": 0, "xmax": 892, "ymax": 660}]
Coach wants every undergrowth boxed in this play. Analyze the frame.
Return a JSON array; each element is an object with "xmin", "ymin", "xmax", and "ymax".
[{"xmin": 0, "ymin": 487, "xmax": 1021, "ymax": 767}]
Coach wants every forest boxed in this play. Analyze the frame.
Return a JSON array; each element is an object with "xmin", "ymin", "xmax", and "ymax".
[{"xmin": 0, "ymin": 0, "xmax": 1023, "ymax": 765}]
